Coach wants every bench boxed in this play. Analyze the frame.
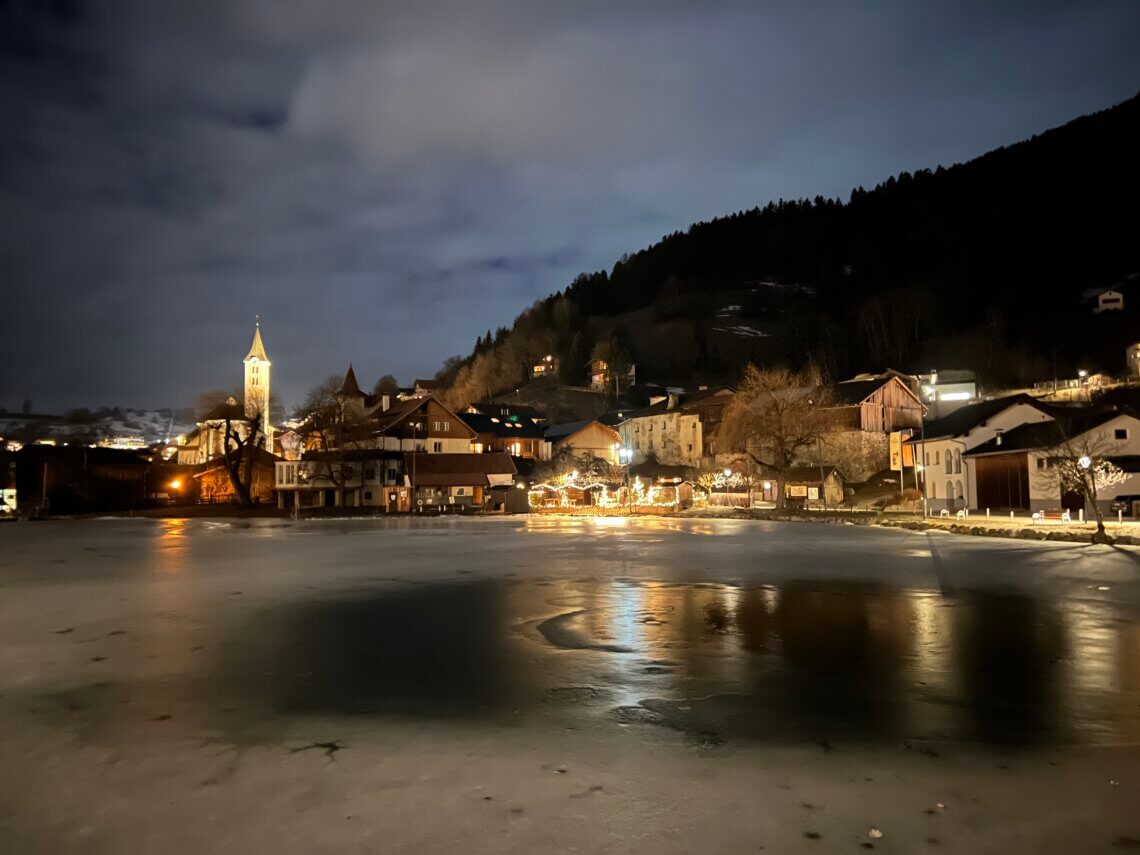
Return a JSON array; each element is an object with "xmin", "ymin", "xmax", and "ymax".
[{"xmin": 1032, "ymin": 509, "xmax": 1071, "ymax": 524}]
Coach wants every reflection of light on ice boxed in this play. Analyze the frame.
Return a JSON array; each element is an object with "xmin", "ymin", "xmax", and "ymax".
[
  {"xmin": 610, "ymin": 581, "xmax": 645, "ymax": 654},
  {"xmin": 910, "ymin": 593, "xmax": 954, "ymax": 697},
  {"xmin": 157, "ymin": 518, "xmax": 189, "ymax": 572}
]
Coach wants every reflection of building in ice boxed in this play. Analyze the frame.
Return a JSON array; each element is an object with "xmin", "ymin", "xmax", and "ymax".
[{"xmin": 1065, "ymin": 600, "xmax": 1133, "ymax": 742}]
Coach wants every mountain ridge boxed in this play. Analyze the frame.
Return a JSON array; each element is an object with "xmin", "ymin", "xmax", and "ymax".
[{"xmin": 438, "ymin": 92, "xmax": 1140, "ymax": 405}]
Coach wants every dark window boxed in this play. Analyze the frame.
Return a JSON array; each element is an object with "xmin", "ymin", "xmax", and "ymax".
[
  {"xmin": 364, "ymin": 491, "xmax": 372, "ymax": 500},
  {"xmin": 1116, "ymin": 428, "xmax": 1128, "ymax": 440},
  {"xmin": 433, "ymin": 441, "xmax": 443, "ymax": 453}
]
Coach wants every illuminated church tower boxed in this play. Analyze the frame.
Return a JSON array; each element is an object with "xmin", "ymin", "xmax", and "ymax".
[{"xmin": 243, "ymin": 318, "xmax": 272, "ymax": 445}]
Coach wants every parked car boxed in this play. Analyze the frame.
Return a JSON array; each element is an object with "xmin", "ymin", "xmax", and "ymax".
[{"xmin": 1110, "ymin": 495, "xmax": 1139, "ymax": 516}]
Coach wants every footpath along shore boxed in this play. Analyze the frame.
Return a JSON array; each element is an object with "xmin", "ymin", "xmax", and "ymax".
[{"xmin": 675, "ymin": 505, "xmax": 1139, "ymax": 545}]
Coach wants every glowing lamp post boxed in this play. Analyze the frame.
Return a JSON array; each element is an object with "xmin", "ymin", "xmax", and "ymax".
[{"xmin": 619, "ymin": 447, "xmax": 633, "ymax": 513}]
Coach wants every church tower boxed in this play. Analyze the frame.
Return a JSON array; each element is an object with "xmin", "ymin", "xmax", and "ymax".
[{"xmin": 243, "ymin": 319, "xmax": 272, "ymax": 445}]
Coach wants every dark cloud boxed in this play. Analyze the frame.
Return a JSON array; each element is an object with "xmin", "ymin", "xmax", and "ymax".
[{"xmin": 1, "ymin": 0, "xmax": 1137, "ymax": 410}]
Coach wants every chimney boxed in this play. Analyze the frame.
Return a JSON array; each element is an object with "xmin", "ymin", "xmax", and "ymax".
[
  {"xmin": 667, "ymin": 392, "xmax": 680, "ymax": 410},
  {"xmin": 995, "ymin": 429, "xmax": 1003, "ymax": 446},
  {"xmin": 381, "ymin": 395, "xmax": 390, "ymax": 412}
]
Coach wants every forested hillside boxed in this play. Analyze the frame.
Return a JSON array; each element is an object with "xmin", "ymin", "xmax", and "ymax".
[{"xmin": 440, "ymin": 93, "xmax": 1140, "ymax": 405}]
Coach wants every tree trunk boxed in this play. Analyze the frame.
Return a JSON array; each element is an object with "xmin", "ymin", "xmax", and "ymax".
[{"xmin": 775, "ymin": 473, "xmax": 786, "ymax": 509}]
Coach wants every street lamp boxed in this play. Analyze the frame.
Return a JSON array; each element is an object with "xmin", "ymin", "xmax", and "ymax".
[{"xmin": 619, "ymin": 447, "xmax": 633, "ymax": 513}]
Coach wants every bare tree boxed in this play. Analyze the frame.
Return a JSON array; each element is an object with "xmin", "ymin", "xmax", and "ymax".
[
  {"xmin": 716, "ymin": 365, "xmax": 831, "ymax": 508},
  {"xmin": 196, "ymin": 387, "xmax": 269, "ymax": 507},
  {"xmin": 219, "ymin": 406, "xmax": 267, "ymax": 507},
  {"xmin": 295, "ymin": 376, "xmax": 376, "ymax": 507},
  {"xmin": 1032, "ymin": 427, "xmax": 1128, "ymax": 542}
]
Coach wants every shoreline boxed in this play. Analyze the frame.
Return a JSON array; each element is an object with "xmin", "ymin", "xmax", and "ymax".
[{"xmin": 6, "ymin": 503, "xmax": 1136, "ymax": 545}]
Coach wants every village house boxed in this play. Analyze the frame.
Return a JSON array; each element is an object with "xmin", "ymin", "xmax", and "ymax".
[
  {"xmin": 1128, "ymin": 342, "xmax": 1140, "ymax": 377},
  {"xmin": 275, "ymin": 449, "xmax": 405, "ymax": 510},
  {"xmin": 404, "ymin": 452, "xmax": 519, "ymax": 512},
  {"xmin": 411, "ymin": 378, "xmax": 448, "ymax": 398},
  {"xmin": 915, "ymin": 369, "xmax": 978, "ymax": 417},
  {"xmin": 531, "ymin": 354, "xmax": 559, "ymax": 379},
  {"xmin": 545, "ymin": 419, "xmax": 623, "ymax": 465},
  {"xmin": 906, "ymin": 394, "xmax": 1056, "ymax": 513},
  {"xmin": 816, "ymin": 372, "xmax": 925, "ymax": 481},
  {"xmin": 773, "ymin": 465, "xmax": 846, "ymax": 509},
  {"xmin": 457, "ymin": 412, "xmax": 551, "ymax": 459},
  {"xmin": 587, "ymin": 357, "xmax": 636, "ymax": 393},
  {"xmin": 963, "ymin": 409, "xmax": 1140, "ymax": 515},
  {"xmin": 618, "ymin": 387, "xmax": 733, "ymax": 468}
]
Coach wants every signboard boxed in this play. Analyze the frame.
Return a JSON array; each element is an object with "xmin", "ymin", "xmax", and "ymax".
[
  {"xmin": 0, "ymin": 489, "xmax": 15, "ymax": 513},
  {"xmin": 788, "ymin": 485, "xmax": 808, "ymax": 497},
  {"xmin": 889, "ymin": 432, "xmax": 903, "ymax": 471},
  {"xmin": 808, "ymin": 486, "xmax": 819, "ymax": 500}
]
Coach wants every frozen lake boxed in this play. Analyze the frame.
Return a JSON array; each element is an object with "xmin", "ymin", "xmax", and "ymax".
[{"xmin": 2, "ymin": 517, "xmax": 1139, "ymax": 851}]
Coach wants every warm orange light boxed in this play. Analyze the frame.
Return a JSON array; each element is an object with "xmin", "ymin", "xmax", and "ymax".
[{"xmin": 169, "ymin": 479, "xmax": 182, "ymax": 490}]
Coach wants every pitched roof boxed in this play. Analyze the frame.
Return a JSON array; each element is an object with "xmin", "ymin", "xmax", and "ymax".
[
  {"xmin": 782, "ymin": 465, "xmax": 844, "ymax": 483},
  {"xmin": 965, "ymin": 409, "xmax": 1128, "ymax": 456},
  {"xmin": 831, "ymin": 377, "xmax": 891, "ymax": 406},
  {"xmin": 620, "ymin": 387, "xmax": 733, "ymax": 420},
  {"xmin": 370, "ymin": 396, "xmax": 475, "ymax": 439},
  {"xmin": 201, "ymin": 399, "xmax": 246, "ymax": 422},
  {"xmin": 337, "ymin": 364, "xmax": 363, "ymax": 397},
  {"xmin": 545, "ymin": 418, "xmax": 604, "ymax": 441},
  {"xmin": 403, "ymin": 452, "xmax": 517, "ymax": 486},
  {"xmin": 458, "ymin": 412, "xmax": 546, "ymax": 439},
  {"xmin": 916, "ymin": 395, "xmax": 1053, "ymax": 441},
  {"xmin": 370, "ymin": 396, "xmax": 430, "ymax": 432},
  {"xmin": 244, "ymin": 323, "xmax": 269, "ymax": 362}
]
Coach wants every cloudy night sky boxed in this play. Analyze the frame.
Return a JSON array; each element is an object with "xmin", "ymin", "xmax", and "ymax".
[{"xmin": 1, "ymin": 1, "xmax": 1137, "ymax": 413}]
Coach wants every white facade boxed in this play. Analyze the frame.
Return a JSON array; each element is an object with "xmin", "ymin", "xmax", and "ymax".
[
  {"xmin": 1025, "ymin": 413, "xmax": 1140, "ymax": 512},
  {"xmin": 920, "ymin": 402, "xmax": 1054, "ymax": 512},
  {"xmin": 275, "ymin": 458, "xmax": 404, "ymax": 508}
]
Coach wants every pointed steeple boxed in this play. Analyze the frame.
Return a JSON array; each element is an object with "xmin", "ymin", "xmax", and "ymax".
[
  {"xmin": 245, "ymin": 317, "xmax": 269, "ymax": 363},
  {"xmin": 337, "ymin": 363, "xmax": 363, "ymax": 397}
]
